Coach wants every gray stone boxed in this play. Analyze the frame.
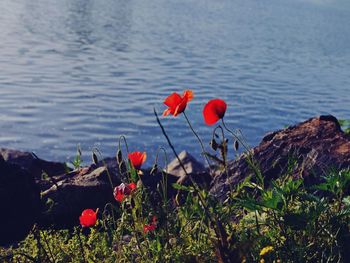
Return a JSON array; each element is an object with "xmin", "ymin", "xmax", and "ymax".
[
  {"xmin": 39, "ymin": 165, "xmax": 121, "ymax": 228},
  {"xmin": 166, "ymin": 151, "xmax": 206, "ymax": 178},
  {"xmin": 0, "ymin": 148, "xmax": 68, "ymax": 180}
]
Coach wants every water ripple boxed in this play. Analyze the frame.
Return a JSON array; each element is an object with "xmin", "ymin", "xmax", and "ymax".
[{"xmin": 0, "ymin": 0, "xmax": 349, "ymax": 163}]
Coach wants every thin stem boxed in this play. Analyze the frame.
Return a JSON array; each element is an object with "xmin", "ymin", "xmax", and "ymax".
[
  {"xmin": 154, "ymin": 108, "xmax": 230, "ymax": 261},
  {"xmin": 221, "ymin": 119, "xmax": 250, "ymax": 151},
  {"xmin": 216, "ymin": 125, "xmax": 229, "ymax": 175},
  {"xmin": 154, "ymin": 147, "xmax": 170, "ymax": 242},
  {"xmin": 183, "ymin": 111, "xmax": 212, "ymax": 171},
  {"xmin": 154, "ymin": 146, "xmax": 169, "ymax": 203},
  {"xmin": 93, "ymin": 148, "xmax": 114, "ymax": 191},
  {"xmin": 215, "ymin": 125, "xmax": 233, "ymax": 195},
  {"xmin": 221, "ymin": 118, "xmax": 264, "ymax": 187},
  {"xmin": 154, "ymin": 108, "xmax": 191, "ymax": 179},
  {"xmin": 32, "ymin": 227, "xmax": 53, "ymax": 263},
  {"xmin": 77, "ymin": 229, "xmax": 87, "ymax": 263},
  {"xmin": 255, "ymin": 210, "xmax": 261, "ymax": 236},
  {"xmin": 128, "ymin": 198, "xmax": 147, "ymax": 260},
  {"xmin": 154, "ymin": 146, "xmax": 168, "ymax": 168},
  {"xmin": 103, "ymin": 203, "xmax": 117, "ymax": 230},
  {"xmin": 118, "ymin": 135, "xmax": 130, "ymax": 154},
  {"xmin": 42, "ymin": 231, "xmax": 55, "ymax": 262}
]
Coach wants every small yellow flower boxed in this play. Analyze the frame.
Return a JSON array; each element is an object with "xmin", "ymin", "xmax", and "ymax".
[
  {"xmin": 260, "ymin": 259, "xmax": 265, "ymax": 263},
  {"xmin": 260, "ymin": 246, "xmax": 274, "ymax": 257}
]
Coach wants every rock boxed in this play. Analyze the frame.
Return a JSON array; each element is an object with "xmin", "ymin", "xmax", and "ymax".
[
  {"xmin": 0, "ymin": 156, "xmax": 40, "ymax": 245},
  {"xmin": 98, "ymin": 157, "xmax": 121, "ymax": 179},
  {"xmin": 211, "ymin": 116, "xmax": 350, "ymax": 199},
  {"xmin": 165, "ymin": 150, "xmax": 212, "ymax": 189},
  {"xmin": 166, "ymin": 150, "xmax": 206, "ymax": 176},
  {"xmin": 38, "ymin": 165, "xmax": 121, "ymax": 228},
  {"xmin": 145, "ymin": 151, "xmax": 211, "ymax": 198},
  {"xmin": 0, "ymin": 148, "xmax": 68, "ymax": 180}
]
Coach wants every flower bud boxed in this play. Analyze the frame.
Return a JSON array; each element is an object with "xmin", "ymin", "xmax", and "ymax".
[
  {"xmin": 234, "ymin": 140, "xmax": 239, "ymax": 151},
  {"xmin": 210, "ymin": 139, "xmax": 219, "ymax": 151},
  {"xmin": 116, "ymin": 149, "xmax": 123, "ymax": 164},
  {"xmin": 150, "ymin": 164, "xmax": 158, "ymax": 175},
  {"xmin": 92, "ymin": 152, "xmax": 99, "ymax": 165}
]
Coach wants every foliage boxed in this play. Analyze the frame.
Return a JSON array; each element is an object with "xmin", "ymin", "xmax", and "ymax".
[
  {"xmin": 1, "ymin": 92, "xmax": 349, "ymax": 262},
  {"xmin": 1, "ymin": 169, "xmax": 350, "ymax": 262},
  {"xmin": 339, "ymin": 119, "xmax": 350, "ymax": 134}
]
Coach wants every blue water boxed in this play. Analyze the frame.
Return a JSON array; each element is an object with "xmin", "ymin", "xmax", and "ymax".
[{"xmin": 0, "ymin": 0, "xmax": 349, "ymax": 164}]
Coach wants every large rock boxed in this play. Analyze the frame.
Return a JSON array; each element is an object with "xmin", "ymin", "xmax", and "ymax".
[
  {"xmin": 39, "ymin": 165, "xmax": 121, "ymax": 228},
  {"xmin": 165, "ymin": 151, "xmax": 211, "ymax": 188},
  {"xmin": 0, "ymin": 156, "xmax": 40, "ymax": 245},
  {"xmin": 166, "ymin": 151, "xmax": 206, "ymax": 178},
  {"xmin": 0, "ymin": 148, "xmax": 67, "ymax": 180},
  {"xmin": 211, "ymin": 116, "xmax": 350, "ymax": 199}
]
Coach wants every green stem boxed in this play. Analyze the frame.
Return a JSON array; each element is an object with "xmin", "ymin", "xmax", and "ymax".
[
  {"xmin": 129, "ymin": 199, "xmax": 147, "ymax": 260},
  {"xmin": 77, "ymin": 229, "xmax": 87, "ymax": 263},
  {"xmin": 217, "ymin": 125, "xmax": 229, "ymax": 175},
  {"xmin": 154, "ymin": 108, "xmax": 229, "ymax": 261},
  {"xmin": 154, "ymin": 147, "xmax": 170, "ymax": 244},
  {"xmin": 183, "ymin": 111, "xmax": 212, "ymax": 171},
  {"xmin": 221, "ymin": 119, "xmax": 264, "ymax": 187},
  {"xmin": 32, "ymin": 227, "xmax": 53, "ymax": 263},
  {"xmin": 93, "ymin": 148, "xmax": 114, "ymax": 191},
  {"xmin": 42, "ymin": 231, "xmax": 55, "ymax": 262},
  {"xmin": 103, "ymin": 203, "xmax": 117, "ymax": 230},
  {"xmin": 221, "ymin": 119, "xmax": 250, "ymax": 151},
  {"xmin": 255, "ymin": 210, "xmax": 261, "ymax": 236},
  {"xmin": 118, "ymin": 135, "xmax": 130, "ymax": 154}
]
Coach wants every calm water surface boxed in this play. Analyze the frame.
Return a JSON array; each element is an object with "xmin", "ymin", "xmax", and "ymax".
[{"xmin": 0, "ymin": 0, "xmax": 349, "ymax": 163}]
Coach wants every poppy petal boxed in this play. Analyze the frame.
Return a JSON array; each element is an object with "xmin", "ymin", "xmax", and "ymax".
[
  {"xmin": 163, "ymin": 93, "xmax": 182, "ymax": 108},
  {"xmin": 203, "ymin": 99, "xmax": 227, "ymax": 125},
  {"xmin": 128, "ymin": 182, "xmax": 137, "ymax": 191},
  {"xmin": 128, "ymin": 151, "xmax": 147, "ymax": 170},
  {"xmin": 174, "ymin": 96, "xmax": 189, "ymax": 116},
  {"xmin": 116, "ymin": 192, "xmax": 124, "ymax": 202},
  {"xmin": 162, "ymin": 108, "xmax": 172, "ymax": 116},
  {"xmin": 203, "ymin": 105, "xmax": 220, "ymax": 125},
  {"xmin": 79, "ymin": 209, "xmax": 97, "ymax": 227},
  {"xmin": 183, "ymin": 90, "xmax": 194, "ymax": 102},
  {"xmin": 162, "ymin": 90, "xmax": 194, "ymax": 117}
]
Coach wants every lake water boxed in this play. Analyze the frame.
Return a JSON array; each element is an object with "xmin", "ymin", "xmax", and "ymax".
[{"xmin": 0, "ymin": 0, "xmax": 349, "ymax": 164}]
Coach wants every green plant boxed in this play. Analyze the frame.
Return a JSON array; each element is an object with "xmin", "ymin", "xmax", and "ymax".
[
  {"xmin": 339, "ymin": 119, "xmax": 350, "ymax": 134},
  {"xmin": 1, "ymin": 91, "xmax": 349, "ymax": 263}
]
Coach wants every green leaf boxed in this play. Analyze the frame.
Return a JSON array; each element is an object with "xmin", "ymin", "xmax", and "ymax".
[
  {"xmin": 172, "ymin": 183, "xmax": 193, "ymax": 192},
  {"xmin": 130, "ymin": 166, "xmax": 138, "ymax": 183},
  {"xmin": 342, "ymin": 196, "xmax": 350, "ymax": 206},
  {"xmin": 339, "ymin": 119, "xmax": 350, "ymax": 134},
  {"xmin": 237, "ymin": 197, "xmax": 263, "ymax": 211},
  {"xmin": 261, "ymin": 189, "xmax": 284, "ymax": 211}
]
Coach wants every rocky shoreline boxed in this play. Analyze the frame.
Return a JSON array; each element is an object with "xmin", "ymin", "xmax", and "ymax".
[{"xmin": 1, "ymin": 115, "xmax": 349, "ymax": 246}]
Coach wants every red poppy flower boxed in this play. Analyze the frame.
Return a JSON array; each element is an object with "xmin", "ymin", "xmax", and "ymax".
[
  {"xmin": 128, "ymin": 151, "xmax": 147, "ymax": 170},
  {"xmin": 203, "ymin": 99, "xmax": 227, "ymax": 125},
  {"xmin": 152, "ymin": 215, "xmax": 158, "ymax": 224},
  {"xmin": 113, "ymin": 182, "xmax": 137, "ymax": 202},
  {"xmin": 143, "ymin": 216, "xmax": 157, "ymax": 234},
  {"xmin": 143, "ymin": 224, "xmax": 156, "ymax": 233},
  {"xmin": 79, "ymin": 209, "xmax": 98, "ymax": 227},
  {"xmin": 143, "ymin": 224, "xmax": 157, "ymax": 234},
  {"xmin": 163, "ymin": 90, "xmax": 193, "ymax": 117}
]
